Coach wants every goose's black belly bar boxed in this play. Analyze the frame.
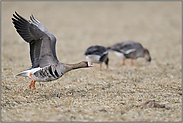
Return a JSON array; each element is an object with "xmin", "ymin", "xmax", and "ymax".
[{"xmin": 33, "ymin": 64, "xmax": 64, "ymax": 82}]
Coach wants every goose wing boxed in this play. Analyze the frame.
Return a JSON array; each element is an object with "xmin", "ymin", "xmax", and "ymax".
[
  {"xmin": 120, "ymin": 41, "xmax": 144, "ymax": 55},
  {"xmin": 12, "ymin": 12, "xmax": 59, "ymax": 68},
  {"xmin": 109, "ymin": 41, "xmax": 143, "ymax": 54}
]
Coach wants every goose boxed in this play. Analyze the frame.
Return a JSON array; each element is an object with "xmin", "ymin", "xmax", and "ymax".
[
  {"xmin": 12, "ymin": 12, "xmax": 93, "ymax": 90},
  {"xmin": 107, "ymin": 41, "xmax": 151, "ymax": 66},
  {"xmin": 84, "ymin": 45, "xmax": 109, "ymax": 70}
]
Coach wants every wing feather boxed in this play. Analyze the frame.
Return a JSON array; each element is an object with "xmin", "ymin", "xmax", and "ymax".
[{"xmin": 12, "ymin": 11, "xmax": 58, "ymax": 68}]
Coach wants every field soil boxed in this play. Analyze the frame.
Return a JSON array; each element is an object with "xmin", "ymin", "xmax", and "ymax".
[{"xmin": 1, "ymin": 1, "xmax": 182, "ymax": 122}]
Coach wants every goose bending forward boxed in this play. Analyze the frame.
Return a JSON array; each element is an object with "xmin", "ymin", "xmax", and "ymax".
[
  {"xmin": 107, "ymin": 41, "xmax": 151, "ymax": 66},
  {"xmin": 84, "ymin": 45, "xmax": 109, "ymax": 70},
  {"xmin": 12, "ymin": 12, "xmax": 92, "ymax": 90}
]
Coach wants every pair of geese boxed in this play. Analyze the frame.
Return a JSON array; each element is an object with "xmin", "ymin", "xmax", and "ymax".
[
  {"xmin": 85, "ymin": 41, "xmax": 151, "ymax": 70},
  {"xmin": 12, "ymin": 12, "xmax": 151, "ymax": 90}
]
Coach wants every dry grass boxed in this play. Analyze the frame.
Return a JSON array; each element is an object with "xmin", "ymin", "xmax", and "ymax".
[{"xmin": 1, "ymin": 1, "xmax": 182, "ymax": 122}]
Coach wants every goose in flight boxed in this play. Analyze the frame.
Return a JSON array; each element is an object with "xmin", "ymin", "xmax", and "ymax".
[
  {"xmin": 107, "ymin": 41, "xmax": 151, "ymax": 66},
  {"xmin": 12, "ymin": 12, "xmax": 93, "ymax": 90},
  {"xmin": 84, "ymin": 45, "xmax": 109, "ymax": 70}
]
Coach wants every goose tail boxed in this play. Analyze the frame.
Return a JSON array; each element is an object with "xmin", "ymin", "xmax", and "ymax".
[
  {"xmin": 14, "ymin": 67, "xmax": 41, "ymax": 77},
  {"xmin": 14, "ymin": 71, "xmax": 29, "ymax": 77}
]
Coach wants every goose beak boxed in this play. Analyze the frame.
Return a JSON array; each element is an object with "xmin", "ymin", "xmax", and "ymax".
[{"xmin": 88, "ymin": 62, "xmax": 93, "ymax": 67}]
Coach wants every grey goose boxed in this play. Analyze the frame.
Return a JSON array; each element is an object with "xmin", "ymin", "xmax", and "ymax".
[
  {"xmin": 84, "ymin": 45, "xmax": 109, "ymax": 70},
  {"xmin": 12, "ymin": 12, "xmax": 92, "ymax": 90},
  {"xmin": 107, "ymin": 41, "xmax": 151, "ymax": 66}
]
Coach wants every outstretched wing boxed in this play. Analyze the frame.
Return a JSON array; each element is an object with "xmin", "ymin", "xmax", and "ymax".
[{"xmin": 12, "ymin": 12, "xmax": 59, "ymax": 68}]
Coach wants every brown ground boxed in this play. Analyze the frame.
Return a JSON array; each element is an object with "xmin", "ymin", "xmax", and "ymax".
[{"xmin": 1, "ymin": 1, "xmax": 182, "ymax": 122}]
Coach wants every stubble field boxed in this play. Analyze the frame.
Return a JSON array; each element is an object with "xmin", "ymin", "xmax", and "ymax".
[{"xmin": 1, "ymin": 1, "xmax": 182, "ymax": 122}]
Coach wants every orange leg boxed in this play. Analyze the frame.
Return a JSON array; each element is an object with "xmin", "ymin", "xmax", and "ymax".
[
  {"xmin": 100, "ymin": 64, "xmax": 102, "ymax": 71},
  {"xmin": 29, "ymin": 80, "xmax": 33, "ymax": 88},
  {"xmin": 131, "ymin": 59, "xmax": 134, "ymax": 66},
  {"xmin": 122, "ymin": 59, "xmax": 125, "ymax": 65},
  {"xmin": 29, "ymin": 73, "xmax": 36, "ymax": 90},
  {"xmin": 32, "ymin": 81, "xmax": 36, "ymax": 90}
]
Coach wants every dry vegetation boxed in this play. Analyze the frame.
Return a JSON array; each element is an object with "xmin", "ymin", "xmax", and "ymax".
[{"xmin": 1, "ymin": 1, "xmax": 182, "ymax": 122}]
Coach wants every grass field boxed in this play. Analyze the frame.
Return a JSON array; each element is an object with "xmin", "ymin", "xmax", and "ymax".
[{"xmin": 1, "ymin": 1, "xmax": 182, "ymax": 122}]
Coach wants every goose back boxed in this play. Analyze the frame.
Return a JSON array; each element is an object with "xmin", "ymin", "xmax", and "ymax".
[
  {"xmin": 84, "ymin": 45, "xmax": 108, "ymax": 63},
  {"xmin": 108, "ymin": 41, "xmax": 145, "ymax": 59}
]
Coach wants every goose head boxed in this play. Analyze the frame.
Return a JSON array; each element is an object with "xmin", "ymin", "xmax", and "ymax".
[{"xmin": 144, "ymin": 48, "xmax": 151, "ymax": 66}]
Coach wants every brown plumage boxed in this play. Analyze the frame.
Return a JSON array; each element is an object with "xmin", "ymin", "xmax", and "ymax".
[
  {"xmin": 107, "ymin": 41, "xmax": 151, "ymax": 66},
  {"xmin": 12, "ymin": 12, "xmax": 92, "ymax": 90}
]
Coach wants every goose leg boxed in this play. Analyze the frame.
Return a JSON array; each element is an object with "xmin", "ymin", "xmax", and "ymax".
[
  {"xmin": 122, "ymin": 59, "xmax": 125, "ymax": 65},
  {"xmin": 106, "ymin": 65, "xmax": 108, "ymax": 69},
  {"xmin": 131, "ymin": 59, "xmax": 134, "ymax": 66},
  {"xmin": 29, "ymin": 73, "xmax": 36, "ymax": 90},
  {"xmin": 32, "ymin": 80, "xmax": 36, "ymax": 90},
  {"xmin": 100, "ymin": 64, "xmax": 102, "ymax": 71},
  {"xmin": 29, "ymin": 80, "xmax": 33, "ymax": 88}
]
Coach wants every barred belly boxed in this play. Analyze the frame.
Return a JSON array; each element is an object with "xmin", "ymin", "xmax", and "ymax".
[{"xmin": 32, "ymin": 65, "xmax": 64, "ymax": 82}]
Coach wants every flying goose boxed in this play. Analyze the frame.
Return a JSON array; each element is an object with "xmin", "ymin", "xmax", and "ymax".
[
  {"xmin": 12, "ymin": 12, "xmax": 93, "ymax": 90},
  {"xmin": 84, "ymin": 45, "xmax": 109, "ymax": 70},
  {"xmin": 107, "ymin": 41, "xmax": 151, "ymax": 66}
]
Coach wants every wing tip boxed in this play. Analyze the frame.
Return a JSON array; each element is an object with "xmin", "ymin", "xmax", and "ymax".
[{"xmin": 14, "ymin": 11, "xmax": 20, "ymax": 17}]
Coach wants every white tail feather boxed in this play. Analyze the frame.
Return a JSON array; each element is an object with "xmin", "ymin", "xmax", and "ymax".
[
  {"xmin": 14, "ymin": 67, "xmax": 41, "ymax": 78},
  {"xmin": 15, "ymin": 71, "xmax": 29, "ymax": 77}
]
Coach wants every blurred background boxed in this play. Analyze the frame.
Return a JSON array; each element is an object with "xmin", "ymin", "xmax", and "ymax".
[
  {"xmin": 2, "ymin": 1, "xmax": 181, "ymax": 64},
  {"xmin": 1, "ymin": 1, "xmax": 182, "ymax": 122}
]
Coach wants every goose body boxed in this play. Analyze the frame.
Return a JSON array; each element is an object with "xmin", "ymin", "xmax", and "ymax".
[
  {"xmin": 107, "ymin": 41, "xmax": 151, "ymax": 65},
  {"xmin": 84, "ymin": 45, "xmax": 109, "ymax": 70},
  {"xmin": 12, "ymin": 12, "xmax": 92, "ymax": 90}
]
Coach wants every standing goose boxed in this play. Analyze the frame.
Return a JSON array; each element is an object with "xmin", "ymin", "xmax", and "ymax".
[
  {"xmin": 84, "ymin": 45, "xmax": 109, "ymax": 70},
  {"xmin": 107, "ymin": 41, "xmax": 151, "ymax": 66},
  {"xmin": 12, "ymin": 12, "xmax": 92, "ymax": 90}
]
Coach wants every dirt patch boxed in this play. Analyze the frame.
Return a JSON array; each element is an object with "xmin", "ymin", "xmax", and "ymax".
[{"xmin": 140, "ymin": 100, "xmax": 170, "ymax": 109}]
